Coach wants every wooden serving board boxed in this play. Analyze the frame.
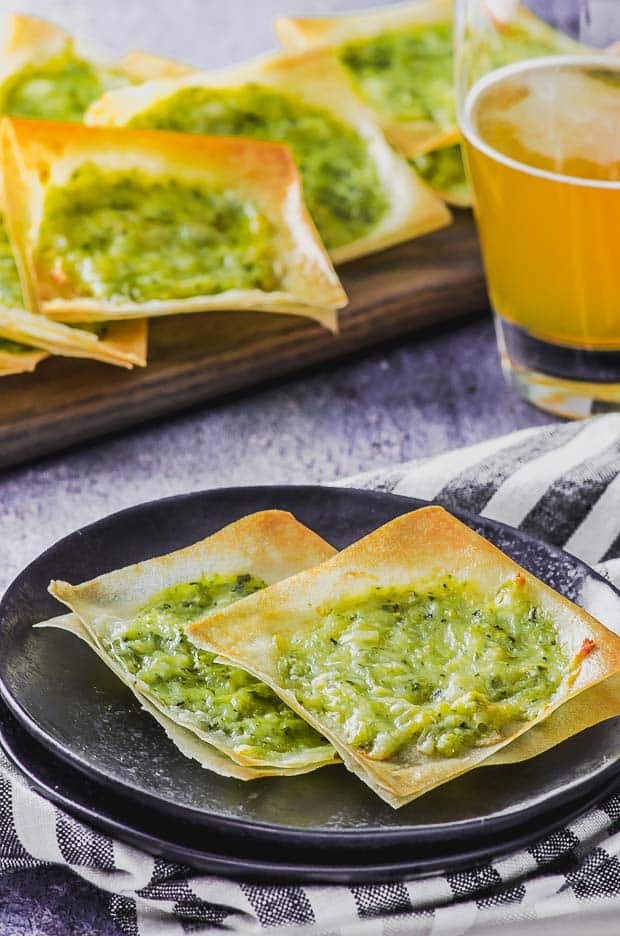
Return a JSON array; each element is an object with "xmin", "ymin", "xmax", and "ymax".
[{"xmin": 0, "ymin": 212, "xmax": 487, "ymax": 470}]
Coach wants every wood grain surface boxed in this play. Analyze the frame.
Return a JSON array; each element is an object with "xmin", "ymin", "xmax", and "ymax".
[{"xmin": 0, "ymin": 211, "xmax": 487, "ymax": 470}]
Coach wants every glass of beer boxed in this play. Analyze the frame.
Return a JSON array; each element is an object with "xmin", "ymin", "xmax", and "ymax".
[{"xmin": 455, "ymin": 0, "xmax": 620, "ymax": 417}]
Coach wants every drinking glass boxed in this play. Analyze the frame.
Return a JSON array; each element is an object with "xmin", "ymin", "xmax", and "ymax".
[{"xmin": 455, "ymin": 0, "xmax": 620, "ymax": 417}]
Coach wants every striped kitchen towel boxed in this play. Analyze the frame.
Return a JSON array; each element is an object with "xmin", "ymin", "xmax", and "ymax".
[{"xmin": 2, "ymin": 412, "xmax": 620, "ymax": 936}]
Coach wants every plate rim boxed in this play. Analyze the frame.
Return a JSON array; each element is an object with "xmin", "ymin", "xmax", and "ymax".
[
  {"xmin": 2, "ymin": 695, "xmax": 617, "ymax": 884},
  {"xmin": 1, "ymin": 483, "xmax": 619, "ymax": 847}
]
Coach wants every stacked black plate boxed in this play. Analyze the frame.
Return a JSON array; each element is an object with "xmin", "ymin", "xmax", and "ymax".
[{"xmin": 1, "ymin": 486, "xmax": 620, "ymax": 883}]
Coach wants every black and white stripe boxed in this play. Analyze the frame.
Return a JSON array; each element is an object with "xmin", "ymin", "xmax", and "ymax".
[{"xmin": 3, "ymin": 413, "xmax": 620, "ymax": 935}]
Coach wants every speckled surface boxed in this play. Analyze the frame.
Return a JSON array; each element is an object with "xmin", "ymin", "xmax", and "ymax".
[{"xmin": 0, "ymin": 1, "xmax": 555, "ymax": 932}]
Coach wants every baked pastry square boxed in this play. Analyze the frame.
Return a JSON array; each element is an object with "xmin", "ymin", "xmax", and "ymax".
[
  {"xmin": 187, "ymin": 506, "xmax": 620, "ymax": 807},
  {"xmin": 2, "ymin": 117, "xmax": 346, "ymax": 327},
  {"xmin": 46, "ymin": 510, "xmax": 338, "ymax": 777}
]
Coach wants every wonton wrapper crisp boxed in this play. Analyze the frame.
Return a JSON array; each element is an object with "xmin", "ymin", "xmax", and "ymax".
[
  {"xmin": 86, "ymin": 47, "xmax": 451, "ymax": 264},
  {"xmin": 0, "ymin": 305, "xmax": 147, "ymax": 368},
  {"xmin": 0, "ymin": 344, "xmax": 47, "ymax": 375},
  {"xmin": 187, "ymin": 506, "xmax": 620, "ymax": 808},
  {"xmin": 1, "ymin": 117, "xmax": 346, "ymax": 326},
  {"xmin": 47, "ymin": 510, "xmax": 338, "ymax": 777}
]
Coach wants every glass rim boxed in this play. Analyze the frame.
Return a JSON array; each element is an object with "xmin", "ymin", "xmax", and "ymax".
[{"xmin": 460, "ymin": 53, "xmax": 620, "ymax": 190}]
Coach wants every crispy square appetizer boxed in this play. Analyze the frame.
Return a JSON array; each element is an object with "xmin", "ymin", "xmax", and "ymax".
[
  {"xmin": 276, "ymin": 0, "xmax": 457, "ymax": 158},
  {"xmin": 45, "ymin": 511, "xmax": 338, "ymax": 778},
  {"xmin": 187, "ymin": 506, "xmax": 620, "ymax": 806},
  {"xmin": 1, "ymin": 117, "xmax": 347, "ymax": 326}
]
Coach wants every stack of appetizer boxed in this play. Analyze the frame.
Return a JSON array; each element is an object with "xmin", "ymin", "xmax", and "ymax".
[
  {"xmin": 42, "ymin": 507, "xmax": 620, "ymax": 806},
  {"xmin": 0, "ymin": 2, "xmax": 575, "ymax": 377}
]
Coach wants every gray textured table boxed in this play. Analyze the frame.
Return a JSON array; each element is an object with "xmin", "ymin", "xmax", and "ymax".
[{"xmin": 0, "ymin": 1, "xmax": 553, "ymax": 932}]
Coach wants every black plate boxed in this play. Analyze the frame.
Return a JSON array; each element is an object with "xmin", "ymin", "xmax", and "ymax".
[
  {"xmin": 1, "ymin": 486, "xmax": 620, "ymax": 857},
  {"xmin": 3, "ymin": 697, "xmax": 619, "ymax": 884}
]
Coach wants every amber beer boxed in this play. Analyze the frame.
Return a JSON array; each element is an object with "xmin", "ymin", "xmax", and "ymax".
[{"xmin": 461, "ymin": 55, "xmax": 620, "ymax": 410}]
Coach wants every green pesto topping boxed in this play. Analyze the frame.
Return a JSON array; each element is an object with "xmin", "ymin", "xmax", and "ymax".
[
  {"xmin": 102, "ymin": 574, "xmax": 327, "ymax": 761},
  {"xmin": 36, "ymin": 163, "xmax": 280, "ymax": 303},
  {"xmin": 0, "ymin": 47, "xmax": 129, "ymax": 122},
  {"xmin": 338, "ymin": 18, "xmax": 577, "ymax": 128},
  {"xmin": 0, "ymin": 214, "xmax": 24, "ymax": 309},
  {"xmin": 277, "ymin": 576, "xmax": 567, "ymax": 760},
  {"xmin": 339, "ymin": 22, "xmax": 455, "ymax": 126},
  {"xmin": 128, "ymin": 83, "xmax": 389, "ymax": 250},
  {"xmin": 410, "ymin": 143, "xmax": 470, "ymax": 202}
]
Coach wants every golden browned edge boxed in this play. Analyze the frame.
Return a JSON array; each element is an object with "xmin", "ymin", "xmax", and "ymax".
[
  {"xmin": 0, "ymin": 291, "xmax": 149, "ymax": 369},
  {"xmin": 51, "ymin": 509, "xmax": 338, "ymax": 608},
  {"xmin": 0, "ymin": 305, "xmax": 148, "ymax": 368},
  {"xmin": 36, "ymin": 612, "xmax": 331, "ymax": 780},
  {"xmin": 48, "ymin": 509, "xmax": 338, "ymax": 772},
  {"xmin": 0, "ymin": 346, "xmax": 47, "ymax": 374},
  {"xmin": 1, "ymin": 116, "xmax": 346, "ymax": 326},
  {"xmin": 187, "ymin": 506, "xmax": 620, "ymax": 808},
  {"xmin": 87, "ymin": 45, "xmax": 450, "ymax": 265},
  {"xmin": 1, "ymin": 120, "xmax": 40, "ymax": 318}
]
